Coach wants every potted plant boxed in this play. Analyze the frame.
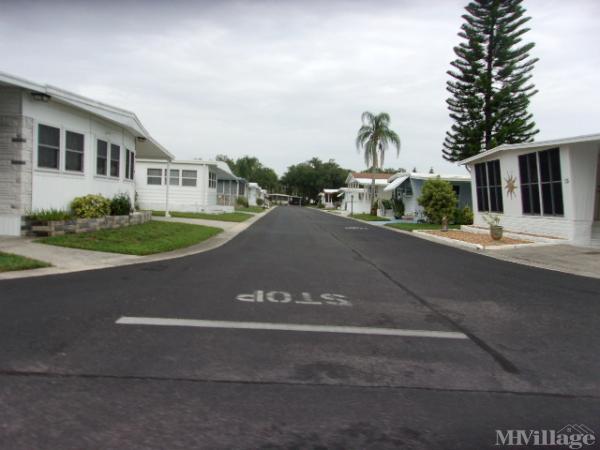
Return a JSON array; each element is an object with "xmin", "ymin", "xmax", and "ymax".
[{"xmin": 483, "ymin": 213, "xmax": 503, "ymax": 240}]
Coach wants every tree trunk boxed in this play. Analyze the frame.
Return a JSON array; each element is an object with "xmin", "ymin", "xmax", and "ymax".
[{"xmin": 370, "ymin": 144, "xmax": 378, "ymax": 216}]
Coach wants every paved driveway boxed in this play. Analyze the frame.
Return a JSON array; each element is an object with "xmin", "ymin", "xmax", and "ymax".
[{"xmin": 1, "ymin": 206, "xmax": 599, "ymax": 449}]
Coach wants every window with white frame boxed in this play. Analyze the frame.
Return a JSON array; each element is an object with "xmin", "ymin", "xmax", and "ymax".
[
  {"xmin": 147, "ymin": 168, "xmax": 162, "ymax": 185},
  {"xmin": 97, "ymin": 140, "xmax": 108, "ymax": 175},
  {"xmin": 169, "ymin": 169, "xmax": 180, "ymax": 186},
  {"xmin": 38, "ymin": 124, "xmax": 60, "ymax": 169},
  {"xmin": 208, "ymin": 171, "xmax": 217, "ymax": 188},
  {"xmin": 182, "ymin": 170, "xmax": 197, "ymax": 187},
  {"xmin": 110, "ymin": 144, "xmax": 120, "ymax": 177},
  {"xmin": 65, "ymin": 131, "xmax": 84, "ymax": 172}
]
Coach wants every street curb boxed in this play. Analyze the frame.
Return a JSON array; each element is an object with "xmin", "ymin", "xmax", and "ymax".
[
  {"xmin": 0, "ymin": 208, "xmax": 275, "ymax": 281},
  {"xmin": 314, "ymin": 208, "xmax": 599, "ymax": 279}
]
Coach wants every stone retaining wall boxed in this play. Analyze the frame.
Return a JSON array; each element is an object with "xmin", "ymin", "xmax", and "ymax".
[{"xmin": 23, "ymin": 211, "xmax": 152, "ymax": 237}]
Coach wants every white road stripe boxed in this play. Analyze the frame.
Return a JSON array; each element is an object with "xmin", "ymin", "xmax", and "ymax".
[{"xmin": 116, "ymin": 316, "xmax": 468, "ymax": 340}]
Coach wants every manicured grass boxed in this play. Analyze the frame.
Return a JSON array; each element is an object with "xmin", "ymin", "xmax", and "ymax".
[
  {"xmin": 386, "ymin": 223, "xmax": 461, "ymax": 232},
  {"xmin": 350, "ymin": 214, "xmax": 390, "ymax": 221},
  {"xmin": 235, "ymin": 206, "xmax": 265, "ymax": 213},
  {"xmin": 152, "ymin": 210, "xmax": 253, "ymax": 222},
  {"xmin": 37, "ymin": 221, "xmax": 223, "ymax": 255},
  {"xmin": 0, "ymin": 252, "xmax": 51, "ymax": 272}
]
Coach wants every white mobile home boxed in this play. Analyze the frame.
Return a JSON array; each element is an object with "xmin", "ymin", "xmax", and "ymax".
[
  {"xmin": 135, "ymin": 159, "xmax": 243, "ymax": 213},
  {"xmin": 384, "ymin": 172, "xmax": 472, "ymax": 220},
  {"xmin": 0, "ymin": 72, "xmax": 173, "ymax": 236},
  {"xmin": 460, "ymin": 134, "xmax": 600, "ymax": 246},
  {"xmin": 340, "ymin": 172, "xmax": 393, "ymax": 214},
  {"xmin": 247, "ymin": 182, "xmax": 265, "ymax": 206}
]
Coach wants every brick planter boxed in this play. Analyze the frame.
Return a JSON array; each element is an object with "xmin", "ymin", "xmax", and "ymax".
[{"xmin": 23, "ymin": 211, "xmax": 152, "ymax": 237}]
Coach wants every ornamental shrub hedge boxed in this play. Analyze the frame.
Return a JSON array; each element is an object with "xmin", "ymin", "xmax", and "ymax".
[
  {"xmin": 110, "ymin": 193, "xmax": 133, "ymax": 216},
  {"xmin": 71, "ymin": 194, "xmax": 111, "ymax": 219}
]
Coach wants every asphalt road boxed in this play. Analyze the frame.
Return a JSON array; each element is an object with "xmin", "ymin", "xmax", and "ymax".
[{"xmin": 1, "ymin": 206, "xmax": 599, "ymax": 449}]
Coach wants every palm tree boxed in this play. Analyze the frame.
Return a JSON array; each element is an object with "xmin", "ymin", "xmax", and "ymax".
[{"xmin": 355, "ymin": 111, "xmax": 401, "ymax": 215}]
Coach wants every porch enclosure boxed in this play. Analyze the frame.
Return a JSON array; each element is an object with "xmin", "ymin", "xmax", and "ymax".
[{"xmin": 217, "ymin": 179, "xmax": 239, "ymax": 206}]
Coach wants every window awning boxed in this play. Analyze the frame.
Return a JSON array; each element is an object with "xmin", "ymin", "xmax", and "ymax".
[{"xmin": 384, "ymin": 175, "xmax": 408, "ymax": 192}]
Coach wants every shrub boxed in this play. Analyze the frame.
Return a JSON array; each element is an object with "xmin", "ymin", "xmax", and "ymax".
[
  {"xmin": 26, "ymin": 209, "xmax": 73, "ymax": 222},
  {"xmin": 417, "ymin": 177, "xmax": 457, "ymax": 224},
  {"xmin": 256, "ymin": 198, "xmax": 264, "ymax": 206},
  {"xmin": 381, "ymin": 199, "xmax": 392, "ymax": 210},
  {"xmin": 391, "ymin": 198, "xmax": 405, "ymax": 219},
  {"xmin": 236, "ymin": 196, "xmax": 249, "ymax": 208},
  {"xmin": 71, "ymin": 194, "xmax": 111, "ymax": 219},
  {"xmin": 453, "ymin": 206, "xmax": 474, "ymax": 225},
  {"xmin": 110, "ymin": 193, "xmax": 133, "ymax": 216}
]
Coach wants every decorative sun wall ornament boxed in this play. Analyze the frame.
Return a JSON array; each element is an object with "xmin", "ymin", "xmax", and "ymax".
[{"xmin": 505, "ymin": 172, "xmax": 517, "ymax": 199}]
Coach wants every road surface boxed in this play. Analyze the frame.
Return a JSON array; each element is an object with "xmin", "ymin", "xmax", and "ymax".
[{"xmin": 1, "ymin": 207, "xmax": 599, "ymax": 449}]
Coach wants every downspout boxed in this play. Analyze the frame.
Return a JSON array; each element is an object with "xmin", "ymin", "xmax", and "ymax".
[{"xmin": 165, "ymin": 159, "xmax": 171, "ymax": 218}]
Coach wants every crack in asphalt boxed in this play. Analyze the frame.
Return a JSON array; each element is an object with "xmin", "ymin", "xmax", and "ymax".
[
  {"xmin": 308, "ymin": 212, "xmax": 520, "ymax": 375},
  {"xmin": 0, "ymin": 370, "xmax": 594, "ymax": 400}
]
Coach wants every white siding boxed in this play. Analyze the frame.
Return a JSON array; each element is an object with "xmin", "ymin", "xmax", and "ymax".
[
  {"xmin": 23, "ymin": 92, "xmax": 135, "ymax": 212},
  {"xmin": 468, "ymin": 143, "xmax": 600, "ymax": 243},
  {"xmin": 135, "ymin": 160, "xmax": 232, "ymax": 213}
]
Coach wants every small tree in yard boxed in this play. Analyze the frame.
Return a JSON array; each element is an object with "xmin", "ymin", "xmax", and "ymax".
[{"xmin": 418, "ymin": 178, "xmax": 458, "ymax": 224}]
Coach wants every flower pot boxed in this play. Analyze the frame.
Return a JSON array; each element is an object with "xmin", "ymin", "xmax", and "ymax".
[{"xmin": 490, "ymin": 225, "xmax": 503, "ymax": 240}]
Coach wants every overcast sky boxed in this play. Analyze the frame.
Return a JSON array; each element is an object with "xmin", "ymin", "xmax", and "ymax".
[{"xmin": 1, "ymin": 0, "xmax": 599, "ymax": 175}]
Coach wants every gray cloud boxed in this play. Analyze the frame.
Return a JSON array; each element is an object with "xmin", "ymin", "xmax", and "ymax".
[{"xmin": 1, "ymin": 0, "xmax": 598, "ymax": 175}]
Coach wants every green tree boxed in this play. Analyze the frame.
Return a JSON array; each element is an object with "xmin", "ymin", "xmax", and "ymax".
[
  {"xmin": 442, "ymin": 0, "xmax": 539, "ymax": 162},
  {"xmin": 281, "ymin": 158, "xmax": 348, "ymax": 203},
  {"xmin": 355, "ymin": 112, "xmax": 401, "ymax": 214},
  {"xmin": 216, "ymin": 155, "xmax": 279, "ymax": 192},
  {"xmin": 417, "ymin": 178, "xmax": 458, "ymax": 224}
]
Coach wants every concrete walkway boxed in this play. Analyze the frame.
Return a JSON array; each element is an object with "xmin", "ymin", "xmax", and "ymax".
[
  {"xmin": 485, "ymin": 244, "xmax": 600, "ymax": 280},
  {"xmin": 0, "ymin": 210, "xmax": 272, "ymax": 280}
]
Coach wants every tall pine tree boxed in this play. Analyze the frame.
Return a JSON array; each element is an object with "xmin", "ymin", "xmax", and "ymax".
[{"xmin": 443, "ymin": 0, "xmax": 539, "ymax": 162}]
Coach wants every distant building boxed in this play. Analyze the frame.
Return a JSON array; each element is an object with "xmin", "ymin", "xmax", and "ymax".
[
  {"xmin": 135, "ymin": 159, "xmax": 243, "ymax": 213},
  {"xmin": 384, "ymin": 172, "xmax": 472, "ymax": 220},
  {"xmin": 339, "ymin": 172, "xmax": 393, "ymax": 214}
]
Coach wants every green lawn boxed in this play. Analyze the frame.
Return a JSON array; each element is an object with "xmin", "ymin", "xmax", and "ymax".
[
  {"xmin": 37, "ymin": 221, "xmax": 223, "ymax": 255},
  {"xmin": 350, "ymin": 214, "xmax": 390, "ymax": 221},
  {"xmin": 235, "ymin": 206, "xmax": 265, "ymax": 213},
  {"xmin": 152, "ymin": 210, "xmax": 253, "ymax": 222},
  {"xmin": 0, "ymin": 252, "xmax": 51, "ymax": 272},
  {"xmin": 386, "ymin": 223, "xmax": 461, "ymax": 232}
]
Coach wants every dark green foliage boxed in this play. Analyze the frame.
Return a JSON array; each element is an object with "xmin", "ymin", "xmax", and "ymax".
[
  {"xmin": 443, "ymin": 0, "xmax": 539, "ymax": 162},
  {"xmin": 236, "ymin": 196, "xmax": 249, "ymax": 208},
  {"xmin": 216, "ymin": 155, "xmax": 279, "ymax": 192},
  {"xmin": 280, "ymin": 157, "xmax": 348, "ymax": 202},
  {"xmin": 26, "ymin": 209, "xmax": 73, "ymax": 221},
  {"xmin": 256, "ymin": 198, "xmax": 264, "ymax": 206},
  {"xmin": 110, "ymin": 193, "xmax": 132, "ymax": 216},
  {"xmin": 417, "ymin": 178, "xmax": 458, "ymax": 224},
  {"xmin": 392, "ymin": 198, "xmax": 405, "ymax": 219},
  {"xmin": 453, "ymin": 205, "xmax": 474, "ymax": 225},
  {"xmin": 381, "ymin": 199, "xmax": 392, "ymax": 210},
  {"xmin": 71, "ymin": 194, "xmax": 111, "ymax": 219}
]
